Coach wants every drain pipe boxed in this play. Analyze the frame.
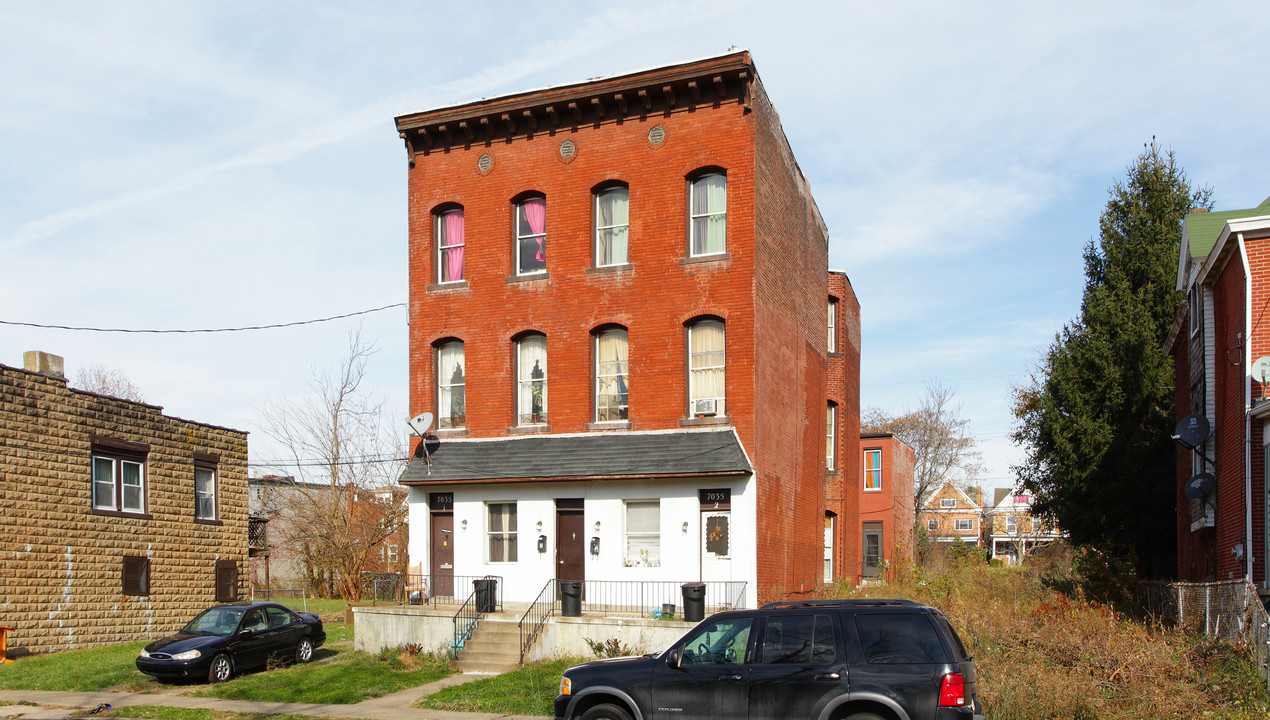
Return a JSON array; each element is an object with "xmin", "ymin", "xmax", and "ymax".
[{"xmin": 1238, "ymin": 233, "xmax": 1255, "ymax": 581}]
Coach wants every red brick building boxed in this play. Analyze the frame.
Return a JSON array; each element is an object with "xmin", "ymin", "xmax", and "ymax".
[
  {"xmin": 858, "ymin": 433, "xmax": 915, "ymax": 581},
  {"xmin": 1168, "ymin": 198, "xmax": 1270, "ymax": 597},
  {"xmin": 393, "ymin": 51, "xmax": 860, "ymax": 607}
]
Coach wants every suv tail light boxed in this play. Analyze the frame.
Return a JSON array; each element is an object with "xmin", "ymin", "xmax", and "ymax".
[{"xmin": 938, "ymin": 673, "xmax": 966, "ymax": 707}]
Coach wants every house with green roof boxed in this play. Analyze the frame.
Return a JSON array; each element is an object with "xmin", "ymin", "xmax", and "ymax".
[{"xmin": 1166, "ymin": 196, "xmax": 1270, "ymax": 597}]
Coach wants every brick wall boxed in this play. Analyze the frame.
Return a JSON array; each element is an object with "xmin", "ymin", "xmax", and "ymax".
[
  {"xmin": 859, "ymin": 434, "xmax": 914, "ymax": 579},
  {"xmin": 0, "ymin": 363, "xmax": 248, "ymax": 654},
  {"xmin": 1212, "ymin": 255, "xmax": 1248, "ymax": 580},
  {"xmin": 828, "ymin": 272, "xmax": 861, "ymax": 582}
]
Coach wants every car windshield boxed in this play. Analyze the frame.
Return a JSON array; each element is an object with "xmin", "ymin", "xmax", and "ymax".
[{"xmin": 182, "ymin": 606, "xmax": 246, "ymax": 635}]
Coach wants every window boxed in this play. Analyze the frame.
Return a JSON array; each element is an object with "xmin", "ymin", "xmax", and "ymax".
[
  {"xmin": 624, "ymin": 500, "xmax": 660, "ymax": 567},
  {"xmin": 516, "ymin": 334, "xmax": 547, "ymax": 425},
  {"xmin": 855, "ymin": 614, "xmax": 948, "ymax": 664},
  {"xmin": 436, "ymin": 207, "xmax": 465, "ymax": 283},
  {"xmin": 689, "ymin": 173, "xmax": 726, "ymax": 256},
  {"xmin": 828, "ymin": 299, "xmax": 837, "ymax": 352},
  {"xmin": 266, "ymin": 606, "xmax": 296, "ymax": 629},
  {"xmin": 688, "ymin": 319, "xmax": 725, "ymax": 417},
  {"xmin": 864, "ymin": 449, "xmax": 881, "ymax": 490},
  {"xmin": 927, "ymin": 518, "xmax": 938, "ymax": 532},
  {"xmin": 955, "ymin": 518, "xmax": 974, "ymax": 531},
  {"xmin": 940, "ymin": 498, "xmax": 956, "ymax": 508},
  {"xmin": 122, "ymin": 556, "xmax": 150, "ymax": 596},
  {"xmin": 387, "ymin": 544, "xmax": 399, "ymax": 563},
  {"xmin": 488, "ymin": 502, "xmax": 518, "ymax": 563},
  {"xmin": 93, "ymin": 452, "xmax": 147, "ymax": 514},
  {"xmin": 680, "ymin": 616, "xmax": 752, "ymax": 667},
  {"xmin": 826, "ymin": 403, "xmax": 837, "ymax": 470},
  {"xmin": 596, "ymin": 327, "xmax": 629, "ymax": 421},
  {"xmin": 215, "ymin": 559, "xmax": 239, "ymax": 601},
  {"xmin": 760, "ymin": 614, "xmax": 836, "ymax": 665},
  {"xmin": 195, "ymin": 464, "xmax": 217, "ymax": 521},
  {"xmin": 516, "ymin": 196, "xmax": 546, "ymax": 274},
  {"xmin": 1005, "ymin": 515, "xmax": 1017, "ymax": 533},
  {"xmin": 437, "ymin": 340, "xmax": 465, "ymax": 429},
  {"xmin": 595, "ymin": 186, "xmax": 629, "ymax": 266}
]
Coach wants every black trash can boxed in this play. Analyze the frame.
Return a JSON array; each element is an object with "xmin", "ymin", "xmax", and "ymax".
[
  {"xmin": 560, "ymin": 581, "xmax": 583, "ymax": 617},
  {"xmin": 681, "ymin": 582, "xmax": 706, "ymax": 622},
  {"xmin": 473, "ymin": 578, "xmax": 498, "ymax": 613}
]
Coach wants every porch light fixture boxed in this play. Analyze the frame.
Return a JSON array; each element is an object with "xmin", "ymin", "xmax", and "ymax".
[
  {"xmin": 594, "ymin": 520, "xmax": 601, "ymax": 533},
  {"xmin": 460, "ymin": 519, "xmax": 467, "ymax": 531},
  {"xmin": 536, "ymin": 520, "xmax": 543, "ymax": 532},
  {"xmin": 682, "ymin": 522, "xmax": 689, "ymax": 534}
]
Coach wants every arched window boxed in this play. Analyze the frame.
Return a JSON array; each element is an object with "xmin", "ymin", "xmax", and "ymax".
[
  {"xmin": 594, "ymin": 184, "xmax": 629, "ymax": 266},
  {"xmin": 435, "ymin": 207, "xmax": 465, "ymax": 283},
  {"xmin": 689, "ymin": 172, "xmax": 726, "ymax": 256},
  {"xmin": 595, "ymin": 327, "xmax": 629, "ymax": 422},
  {"xmin": 516, "ymin": 333, "xmax": 547, "ymax": 425},
  {"xmin": 436, "ymin": 340, "xmax": 465, "ymax": 429},
  {"xmin": 515, "ymin": 196, "xmax": 547, "ymax": 275},
  {"xmin": 687, "ymin": 318, "xmax": 725, "ymax": 417}
]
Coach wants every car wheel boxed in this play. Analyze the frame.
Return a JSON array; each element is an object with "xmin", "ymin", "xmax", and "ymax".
[
  {"xmin": 843, "ymin": 714, "xmax": 885, "ymax": 720},
  {"xmin": 295, "ymin": 637, "xmax": 314, "ymax": 664},
  {"xmin": 207, "ymin": 654, "xmax": 233, "ymax": 683},
  {"xmin": 580, "ymin": 703, "xmax": 633, "ymax": 720}
]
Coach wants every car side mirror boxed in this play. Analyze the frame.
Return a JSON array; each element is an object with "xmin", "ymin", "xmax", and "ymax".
[
  {"xmin": 665, "ymin": 646, "xmax": 683, "ymax": 670},
  {"xmin": 238, "ymin": 629, "xmax": 254, "ymax": 638}
]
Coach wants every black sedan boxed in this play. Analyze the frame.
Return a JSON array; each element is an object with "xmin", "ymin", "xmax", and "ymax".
[{"xmin": 136, "ymin": 601, "xmax": 325, "ymax": 683}]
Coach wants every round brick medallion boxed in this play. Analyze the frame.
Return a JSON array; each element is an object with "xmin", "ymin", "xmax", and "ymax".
[
  {"xmin": 477, "ymin": 154, "xmax": 493, "ymax": 173},
  {"xmin": 559, "ymin": 139, "xmax": 577, "ymax": 161},
  {"xmin": 648, "ymin": 125, "xmax": 666, "ymax": 146}
]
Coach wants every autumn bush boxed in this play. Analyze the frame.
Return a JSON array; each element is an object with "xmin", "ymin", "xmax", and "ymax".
[{"xmin": 834, "ymin": 556, "xmax": 1269, "ymax": 719}]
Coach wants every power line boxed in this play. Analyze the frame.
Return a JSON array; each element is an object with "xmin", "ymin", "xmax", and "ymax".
[{"xmin": 0, "ymin": 303, "xmax": 405, "ymax": 334}]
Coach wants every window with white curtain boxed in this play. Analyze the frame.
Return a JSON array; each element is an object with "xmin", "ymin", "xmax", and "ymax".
[
  {"xmin": 488, "ymin": 502, "xmax": 517, "ymax": 563},
  {"xmin": 516, "ymin": 196, "xmax": 547, "ymax": 274},
  {"xmin": 595, "ymin": 186, "xmax": 629, "ymax": 266},
  {"xmin": 826, "ymin": 403, "xmax": 837, "ymax": 470},
  {"xmin": 689, "ymin": 173, "xmax": 726, "ymax": 256},
  {"xmin": 516, "ymin": 334, "xmax": 547, "ymax": 425},
  {"xmin": 195, "ymin": 465, "xmax": 216, "ymax": 520},
  {"xmin": 436, "ymin": 207, "xmax": 464, "ymax": 283},
  {"xmin": 624, "ymin": 500, "xmax": 660, "ymax": 567},
  {"xmin": 827, "ymin": 299, "xmax": 837, "ymax": 353},
  {"xmin": 437, "ymin": 340, "xmax": 465, "ymax": 429},
  {"xmin": 595, "ymin": 328, "xmax": 628, "ymax": 422},
  {"xmin": 688, "ymin": 319, "xmax": 725, "ymax": 417}
]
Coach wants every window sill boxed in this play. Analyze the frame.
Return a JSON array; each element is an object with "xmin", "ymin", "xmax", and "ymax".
[
  {"xmin": 825, "ymin": 469, "xmax": 839, "ymax": 476},
  {"xmin": 195, "ymin": 517, "xmax": 224, "ymax": 526},
  {"xmin": 827, "ymin": 352, "xmax": 842, "ymax": 358},
  {"xmin": 587, "ymin": 263, "xmax": 634, "ymax": 276},
  {"xmin": 506, "ymin": 272, "xmax": 551, "ymax": 284},
  {"xmin": 863, "ymin": 488, "xmax": 883, "ymax": 492},
  {"xmin": 680, "ymin": 252, "xmax": 731, "ymax": 266},
  {"xmin": 679, "ymin": 415, "xmax": 731, "ymax": 427},
  {"xmin": 91, "ymin": 508, "xmax": 152, "ymax": 520},
  {"xmin": 587, "ymin": 421, "xmax": 632, "ymax": 431},
  {"xmin": 508, "ymin": 424, "xmax": 551, "ymax": 434},
  {"xmin": 435, "ymin": 428, "xmax": 469, "ymax": 438},
  {"xmin": 427, "ymin": 281, "xmax": 469, "ymax": 292}
]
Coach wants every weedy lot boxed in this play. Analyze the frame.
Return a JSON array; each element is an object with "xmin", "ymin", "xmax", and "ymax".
[{"xmin": 3, "ymin": 573, "xmax": 1268, "ymax": 720}]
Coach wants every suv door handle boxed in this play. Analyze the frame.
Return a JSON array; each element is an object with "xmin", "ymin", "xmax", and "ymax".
[
  {"xmin": 815, "ymin": 672, "xmax": 841, "ymax": 680},
  {"xmin": 723, "ymin": 674, "xmax": 743, "ymax": 681}
]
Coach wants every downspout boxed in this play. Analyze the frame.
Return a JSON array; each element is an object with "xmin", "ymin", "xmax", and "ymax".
[{"xmin": 1239, "ymin": 233, "xmax": 1255, "ymax": 581}]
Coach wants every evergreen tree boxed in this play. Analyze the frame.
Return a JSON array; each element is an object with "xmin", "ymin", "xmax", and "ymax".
[{"xmin": 1012, "ymin": 140, "xmax": 1211, "ymax": 579}]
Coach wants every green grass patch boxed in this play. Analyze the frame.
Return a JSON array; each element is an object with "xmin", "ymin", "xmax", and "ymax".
[
  {"xmin": 0, "ymin": 640, "xmax": 148, "ymax": 691},
  {"xmin": 193, "ymin": 647, "xmax": 452, "ymax": 705},
  {"xmin": 75, "ymin": 706, "xmax": 376, "ymax": 720},
  {"xmin": 420, "ymin": 657, "xmax": 584, "ymax": 716},
  {"xmin": 263, "ymin": 597, "xmax": 347, "ymax": 621}
]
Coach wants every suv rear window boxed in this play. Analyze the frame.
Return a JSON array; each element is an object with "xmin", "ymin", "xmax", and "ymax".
[
  {"xmin": 936, "ymin": 615, "xmax": 970, "ymax": 660},
  {"xmin": 855, "ymin": 613, "xmax": 948, "ymax": 664},
  {"xmin": 759, "ymin": 614, "xmax": 836, "ymax": 665}
]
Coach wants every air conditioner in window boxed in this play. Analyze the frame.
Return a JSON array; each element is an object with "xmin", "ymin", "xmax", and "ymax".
[{"xmin": 693, "ymin": 398, "xmax": 718, "ymax": 417}]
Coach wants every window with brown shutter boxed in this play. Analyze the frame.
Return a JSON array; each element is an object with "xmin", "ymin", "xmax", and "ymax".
[
  {"xmin": 215, "ymin": 559, "xmax": 238, "ymax": 602},
  {"xmin": 123, "ymin": 556, "xmax": 150, "ymax": 596}
]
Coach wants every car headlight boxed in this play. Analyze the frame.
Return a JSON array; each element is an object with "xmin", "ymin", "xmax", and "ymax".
[
  {"xmin": 170, "ymin": 649, "xmax": 202, "ymax": 661},
  {"xmin": 559, "ymin": 676, "xmax": 571, "ymax": 696},
  {"xmin": 138, "ymin": 648, "xmax": 151, "ymax": 659}
]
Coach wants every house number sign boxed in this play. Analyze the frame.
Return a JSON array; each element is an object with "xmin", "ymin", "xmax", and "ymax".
[{"xmin": 698, "ymin": 488, "xmax": 730, "ymax": 510}]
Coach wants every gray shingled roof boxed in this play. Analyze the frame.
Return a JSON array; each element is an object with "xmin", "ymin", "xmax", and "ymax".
[{"xmin": 398, "ymin": 429, "xmax": 751, "ymax": 484}]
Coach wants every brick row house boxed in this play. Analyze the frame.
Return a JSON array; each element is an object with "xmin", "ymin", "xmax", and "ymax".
[
  {"xmin": 857, "ymin": 433, "xmax": 915, "ymax": 581},
  {"xmin": 0, "ymin": 352, "xmax": 248, "ymax": 655},
  {"xmin": 1167, "ymin": 197, "xmax": 1270, "ymax": 597},
  {"xmin": 394, "ymin": 51, "xmax": 862, "ymax": 607}
]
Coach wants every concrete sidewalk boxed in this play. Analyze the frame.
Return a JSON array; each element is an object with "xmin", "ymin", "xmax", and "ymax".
[{"xmin": 0, "ymin": 674, "xmax": 552, "ymax": 720}]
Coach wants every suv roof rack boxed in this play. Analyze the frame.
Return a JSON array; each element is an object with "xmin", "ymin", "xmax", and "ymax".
[{"xmin": 759, "ymin": 599, "xmax": 922, "ymax": 610}]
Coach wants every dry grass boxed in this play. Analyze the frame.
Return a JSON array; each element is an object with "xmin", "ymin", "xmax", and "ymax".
[{"xmin": 829, "ymin": 554, "xmax": 1269, "ymax": 719}]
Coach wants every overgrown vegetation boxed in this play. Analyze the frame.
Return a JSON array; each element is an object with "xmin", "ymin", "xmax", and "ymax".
[{"xmin": 583, "ymin": 637, "xmax": 637, "ymax": 658}]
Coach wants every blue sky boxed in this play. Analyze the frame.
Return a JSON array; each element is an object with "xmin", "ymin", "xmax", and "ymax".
[{"xmin": 3, "ymin": 1, "xmax": 1268, "ymax": 489}]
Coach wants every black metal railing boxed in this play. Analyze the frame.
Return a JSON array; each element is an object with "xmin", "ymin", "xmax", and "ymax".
[
  {"xmin": 573, "ymin": 580, "xmax": 746, "ymax": 617},
  {"xmin": 519, "ymin": 579, "xmax": 557, "ymax": 663},
  {"xmin": 450, "ymin": 575, "xmax": 502, "ymax": 658},
  {"xmin": 405, "ymin": 573, "xmax": 501, "ymax": 605}
]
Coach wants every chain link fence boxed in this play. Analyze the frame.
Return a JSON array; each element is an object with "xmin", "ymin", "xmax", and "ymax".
[{"xmin": 1141, "ymin": 580, "xmax": 1269, "ymax": 694}]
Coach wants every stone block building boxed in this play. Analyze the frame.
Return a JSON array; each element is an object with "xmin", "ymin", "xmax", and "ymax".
[{"xmin": 0, "ymin": 352, "xmax": 248, "ymax": 655}]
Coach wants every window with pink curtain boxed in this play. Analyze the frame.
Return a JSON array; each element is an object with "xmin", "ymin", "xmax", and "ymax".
[
  {"xmin": 437, "ymin": 208, "xmax": 464, "ymax": 283},
  {"xmin": 516, "ymin": 197, "xmax": 546, "ymax": 274}
]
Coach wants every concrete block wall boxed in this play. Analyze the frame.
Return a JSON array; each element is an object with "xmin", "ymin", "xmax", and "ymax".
[{"xmin": 0, "ymin": 362, "xmax": 248, "ymax": 654}]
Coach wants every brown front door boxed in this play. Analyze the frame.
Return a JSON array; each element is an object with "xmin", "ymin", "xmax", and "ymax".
[
  {"xmin": 431, "ymin": 512, "xmax": 454, "ymax": 598},
  {"xmin": 556, "ymin": 498, "xmax": 585, "ymax": 584}
]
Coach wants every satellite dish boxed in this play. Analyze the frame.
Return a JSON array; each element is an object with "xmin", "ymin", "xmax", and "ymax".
[
  {"xmin": 1173, "ymin": 415, "xmax": 1211, "ymax": 449},
  {"xmin": 1185, "ymin": 472, "xmax": 1216, "ymax": 499},
  {"xmin": 1253, "ymin": 357, "xmax": 1270, "ymax": 383},
  {"xmin": 407, "ymin": 412, "xmax": 434, "ymax": 437}
]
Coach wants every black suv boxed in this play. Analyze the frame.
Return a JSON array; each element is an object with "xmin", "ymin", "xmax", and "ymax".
[{"xmin": 555, "ymin": 599, "xmax": 984, "ymax": 720}]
